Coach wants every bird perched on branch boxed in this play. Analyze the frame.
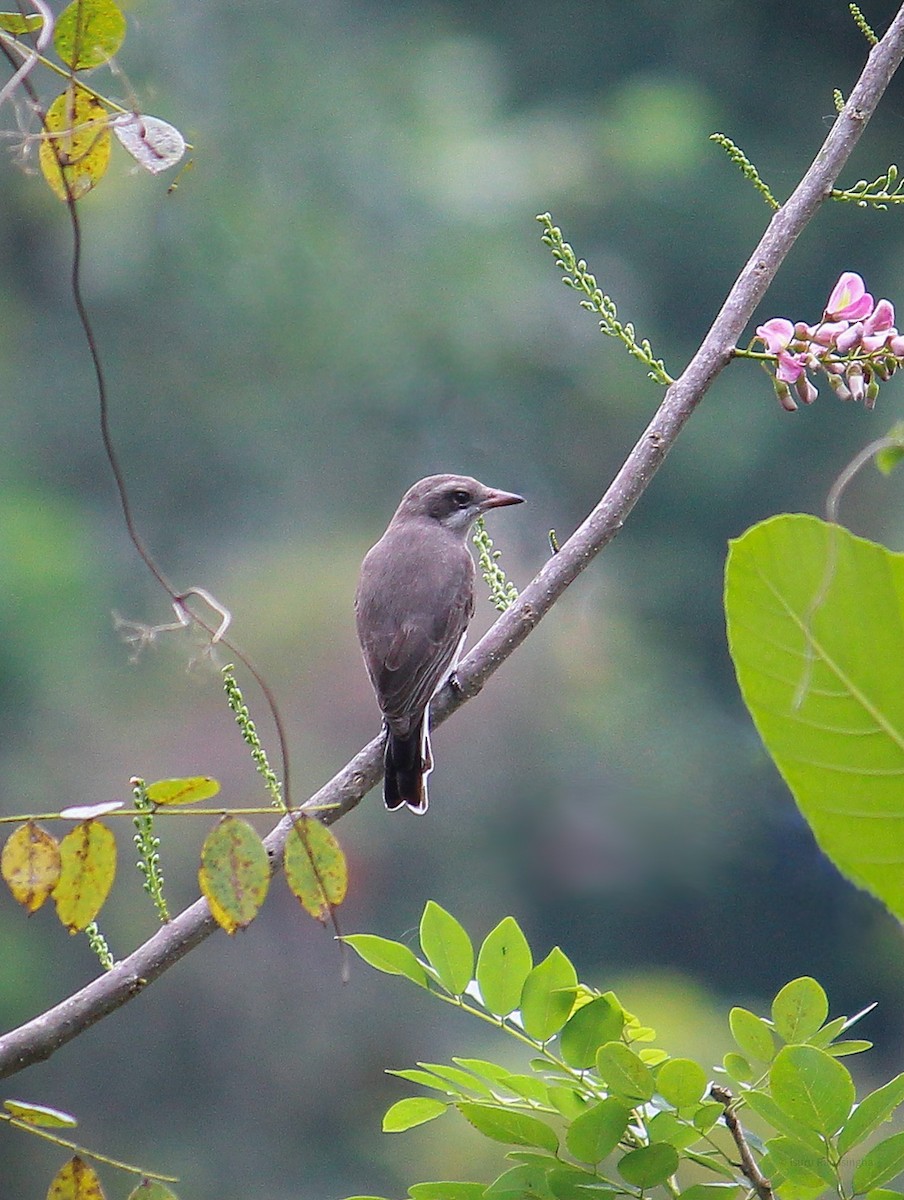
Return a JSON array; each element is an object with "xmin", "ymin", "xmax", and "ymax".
[{"xmin": 355, "ymin": 474, "xmax": 524, "ymax": 813}]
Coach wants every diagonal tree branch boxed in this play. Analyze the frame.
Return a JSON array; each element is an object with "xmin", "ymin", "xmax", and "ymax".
[{"xmin": 3, "ymin": 5, "xmax": 904, "ymax": 1081}]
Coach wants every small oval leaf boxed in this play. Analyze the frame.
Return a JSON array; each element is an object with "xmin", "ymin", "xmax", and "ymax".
[
  {"xmin": 770, "ymin": 1044, "xmax": 855, "ymax": 1135},
  {"xmin": 772, "ymin": 977, "xmax": 829, "ymax": 1044},
  {"xmin": 657, "ymin": 1058, "xmax": 708, "ymax": 1109},
  {"xmin": 55, "ymin": 0, "xmax": 126, "ymax": 68},
  {"xmin": 559, "ymin": 994, "xmax": 624, "ymax": 1069},
  {"xmin": 198, "ymin": 816, "xmax": 269, "ymax": 934},
  {"xmin": 596, "ymin": 1041, "xmax": 655, "ymax": 1103},
  {"xmin": 457, "ymin": 1101, "xmax": 558, "ymax": 1153},
  {"xmin": 146, "ymin": 776, "xmax": 220, "ymax": 806},
  {"xmin": 419, "ymin": 900, "xmax": 474, "ymax": 994},
  {"xmin": 729, "ymin": 1006, "xmax": 775, "ymax": 1063},
  {"xmin": 53, "ymin": 820, "xmax": 116, "ymax": 932},
  {"xmin": 4, "ymin": 1099, "xmax": 77, "ymax": 1127},
  {"xmin": 854, "ymin": 1132, "xmax": 904, "ymax": 1193},
  {"xmin": 618, "ymin": 1143, "xmax": 680, "ymax": 1188},
  {"xmin": 566, "ymin": 1097, "xmax": 630, "ymax": 1164},
  {"xmin": 39, "ymin": 86, "xmax": 111, "ymax": 201},
  {"xmin": 112, "ymin": 113, "xmax": 186, "ymax": 174},
  {"xmin": 1, "ymin": 821, "xmax": 61, "ymax": 912},
  {"xmin": 47, "ymin": 1156, "xmax": 105, "ymax": 1200},
  {"xmin": 475, "ymin": 916, "xmax": 532, "ymax": 1017},
  {"xmin": 343, "ymin": 934, "xmax": 429, "ymax": 987},
  {"xmin": 519, "ymin": 946, "xmax": 578, "ymax": 1042},
  {"xmin": 0, "ymin": 11, "xmax": 44, "ymax": 32},
  {"xmin": 382, "ymin": 1097, "xmax": 447, "ymax": 1132},
  {"xmin": 283, "ymin": 816, "xmax": 347, "ymax": 920}
]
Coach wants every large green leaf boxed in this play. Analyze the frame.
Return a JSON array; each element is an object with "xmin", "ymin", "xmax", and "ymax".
[
  {"xmin": 725, "ymin": 514, "xmax": 904, "ymax": 918},
  {"xmin": 475, "ymin": 917, "xmax": 533, "ymax": 1017},
  {"xmin": 419, "ymin": 901, "xmax": 474, "ymax": 995},
  {"xmin": 769, "ymin": 1045, "xmax": 855, "ymax": 1136}
]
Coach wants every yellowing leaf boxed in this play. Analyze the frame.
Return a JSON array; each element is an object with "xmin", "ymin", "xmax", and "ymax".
[
  {"xmin": 3, "ymin": 1099, "xmax": 77, "ymax": 1127},
  {"xmin": 127, "ymin": 1184, "xmax": 179, "ymax": 1200},
  {"xmin": 55, "ymin": 0, "xmax": 126, "ymax": 69},
  {"xmin": 53, "ymin": 820, "xmax": 116, "ymax": 933},
  {"xmin": 199, "ymin": 816, "xmax": 269, "ymax": 934},
  {"xmin": 47, "ymin": 1155, "xmax": 106, "ymax": 1200},
  {"xmin": 1, "ymin": 820, "xmax": 61, "ymax": 912},
  {"xmin": 40, "ymin": 86, "xmax": 111, "ymax": 201},
  {"xmin": 112, "ymin": 114, "xmax": 186, "ymax": 174},
  {"xmin": 283, "ymin": 816, "xmax": 347, "ymax": 920},
  {"xmin": 146, "ymin": 776, "xmax": 220, "ymax": 806}
]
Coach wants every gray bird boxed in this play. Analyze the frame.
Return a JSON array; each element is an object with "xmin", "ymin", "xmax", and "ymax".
[{"xmin": 355, "ymin": 474, "xmax": 524, "ymax": 813}]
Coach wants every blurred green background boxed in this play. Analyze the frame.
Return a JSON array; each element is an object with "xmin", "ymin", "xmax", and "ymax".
[{"xmin": 4, "ymin": 1, "xmax": 904, "ymax": 1196}]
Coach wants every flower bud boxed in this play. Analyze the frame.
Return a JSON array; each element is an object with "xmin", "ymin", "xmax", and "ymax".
[
  {"xmin": 826, "ymin": 372, "xmax": 852, "ymax": 402},
  {"xmin": 866, "ymin": 378, "xmax": 880, "ymax": 409},
  {"xmin": 795, "ymin": 373, "xmax": 818, "ymax": 405},
  {"xmin": 774, "ymin": 378, "xmax": 798, "ymax": 411},
  {"xmin": 835, "ymin": 322, "xmax": 864, "ymax": 353},
  {"xmin": 846, "ymin": 362, "xmax": 865, "ymax": 403}
]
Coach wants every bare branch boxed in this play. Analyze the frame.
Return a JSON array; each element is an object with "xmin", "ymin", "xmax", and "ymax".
[
  {"xmin": 3, "ymin": 6, "xmax": 904, "ymax": 1081},
  {"xmin": 710, "ymin": 1084, "xmax": 776, "ymax": 1200}
]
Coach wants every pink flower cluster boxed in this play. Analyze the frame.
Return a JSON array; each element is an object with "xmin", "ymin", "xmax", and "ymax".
[{"xmin": 755, "ymin": 272, "xmax": 904, "ymax": 411}]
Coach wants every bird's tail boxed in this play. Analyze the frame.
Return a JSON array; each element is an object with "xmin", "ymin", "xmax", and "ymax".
[{"xmin": 384, "ymin": 717, "xmax": 432, "ymax": 814}]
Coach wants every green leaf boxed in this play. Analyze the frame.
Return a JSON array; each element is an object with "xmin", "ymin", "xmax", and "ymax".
[
  {"xmin": 684, "ymin": 1151, "xmax": 740, "ymax": 1181},
  {"xmin": 519, "ymin": 947, "xmax": 578, "ymax": 1041},
  {"xmin": 565, "ymin": 1097, "xmax": 630, "ymax": 1164},
  {"xmin": 388, "ymin": 1068, "xmax": 467, "ymax": 1096},
  {"xmin": 559, "ymin": 995, "xmax": 624, "ymax": 1069},
  {"xmin": 546, "ymin": 1165, "xmax": 614, "ymax": 1200},
  {"xmin": 693, "ymin": 1102, "xmax": 725, "ymax": 1133},
  {"xmin": 862, "ymin": 1191, "xmax": 904, "ymax": 1200},
  {"xmin": 419, "ymin": 901, "xmax": 474, "ymax": 995},
  {"xmin": 382, "ymin": 1097, "xmax": 447, "ymax": 1132},
  {"xmin": 809, "ymin": 1015, "xmax": 848, "ymax": 1048},
  {"xmin": 770, "ymin": 1044, "xmax": 855, "ymax": 1135},
  {"xmin": 548, "ymin": 1086, "xmax": 587, "ymax": 1121},
  {"xmin": 763, "ymin": 1136, "xmax": 837, "ymax": 1188},
  {"xmin": 839, "ymin": 1073, "xmax": 904, "ymax": 1157},
  {"xmin": 828, "ymin": 1039, "xmax": 873, "ymax": 1056},
  {"xmin": 728, "ymin": 1006, "xmax": 775, "ymax": 1062},
  {"xmin": 617, "ymin": 1143, "xmax": 679, "ymax": 1187},
  {"xmin": 284, "ymin": 816, "xmax": 348, "ymax": 920},
  {"xmin": 3, "ymin": 1099, "xmax": 77, "ymax": 1127},
  {"xmin": 343, "ymin": 934, "xmax": 429, "ymax": 987},
  {"xmin": 55, "ymin": 0, "xmax": 126, "ymax": 68},
  {"xmin": 127, "ymin": 1182, "xmax": 180, "ymax": 1200},
  {"xmin": 875, "ymin": 423, "xmax": 904, "ymax": 475},
  {"xmin": 198, "ymin": 816, "xmax": 269, "ymax": 934},
  {"xmin": 595, "ymin": 1042, "xmax": 655, "ymax": 1103},
  {"xmin": 408, "ymin": 1186, "xmax": 486, "ymax": 1200},
  {"xmin": 496, "ymin": 1073, "xmax": 550, "ymax": 1105},
  {"xmin": 457, "ymin": 1102, "xmax": 558, "ymax": 1153},
  {"xmin": 725, "ymin": 515, "xmax": 904, "ymax": 921},
  {"xmin": 678, "ymin": 1187, "xmax": 740, "ymax": 1200},
  {"xmin": 743, "ymin": 1089, "xmax": 826, "ymax": 1153},
  {"xmin": 721, "ymin": 1052, "xmax": 753, "ymax": 1083},
  {"xmin": 475, "ymin": 917, "xmax": 533, "ymax": 1016},
  {"xmin": 657, "ymin": 1058, "xmax": 708, "ymax": 1108},
  {"xmin": 854, "ymin": 1131, "xmax": 904, "ymax": 1192},
  {"xmin": 420, "ymin": 1063, "xmax": 494, "ymax": 1098},
  {"xmin": 647, "ymin": 1110, "xmax": 704, "ymax": 1150},
  {"xmin": 0, "ymin": 11, "xmax": 43, "ymax": 33},
  {"xmin": 772, "ymin": 978, "xmax": 829, "ymax": 1044},
  {"xmin": 484, "ymin": 1163, "xmax": 552, "ymax": 1200}
]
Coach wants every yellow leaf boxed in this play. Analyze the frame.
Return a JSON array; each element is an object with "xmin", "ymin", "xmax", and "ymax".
[
  {"xmin": 3, "ymin": 1098, "xmax": 77, "ymax": 1127},
  {"xmin": 53, "ymin": 821, "xmax": 116, "ymax": 933},
  {"xmin": 47, "ymin": 1156, "xmax": 106, "ymax": 1200},
  {"xmin": 39, "ymin": 85, "xmax": 111, "ymax": 201},
  {"xmin": 283, "ymin": 817, "xmax": 347, "ymax": 920},
  {"xmin": 1, "ymin": 821, "xmax": 61, "ymax": 912},
  {"xmin": 198, "ymin": 816, "xmax": 269, "ymax": 934},
  {"xmin": 146, "ymin": 776, "xmax": 220, "ymax": 806}
]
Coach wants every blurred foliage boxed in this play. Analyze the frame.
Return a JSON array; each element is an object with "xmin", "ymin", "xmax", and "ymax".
[{"xmin": 4, "ymin": 0, "xmax": 904, "ymax": 1197}]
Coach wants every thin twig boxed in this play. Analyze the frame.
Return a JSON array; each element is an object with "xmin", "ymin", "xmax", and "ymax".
[
  {"xmin": 2, "ymin": 4, "xmax": 904, "ymax": 1081},
  {"xmin": 710, "ymin": 1085, "xmax": 775, "ymax": 1200}
]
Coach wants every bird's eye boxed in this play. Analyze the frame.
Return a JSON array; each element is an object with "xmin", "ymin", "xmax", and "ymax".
[{"xmin": 451, "ymin": 489, "xmax": 471, "ymax": 507}]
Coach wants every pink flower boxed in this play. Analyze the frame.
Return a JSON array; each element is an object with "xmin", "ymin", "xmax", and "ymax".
[
  {"xmin": 825, "ymin": 272, "xmax": 874, "ymax": 320},
  {"xmin": 809, "ymin": 320, "xmax": 850, "ymax": 347},
  {"xmin": 834, "ymin": 323, "xmax": 863, "ymax": 354},
  {"xmin": 756, "ymin": 318, "xmax": 795, "ymax": 355},
  {"xmin": 864, "ymin": 298, "xmax": 895, "ymax": 333},
  {"xmin": 776, "ymin": 350, "xmax": 805, "ymax": 383}
]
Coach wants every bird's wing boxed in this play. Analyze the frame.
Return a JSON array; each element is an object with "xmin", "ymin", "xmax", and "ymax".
[{"xmin": 375, "ymin": 558, "xmax": 475, "ymax": 730}]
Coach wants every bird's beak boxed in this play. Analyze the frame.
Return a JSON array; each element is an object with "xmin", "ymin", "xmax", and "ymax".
[{"xmin": 480, "ymin": 488, "xmax": 524, "ymax": 510}]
